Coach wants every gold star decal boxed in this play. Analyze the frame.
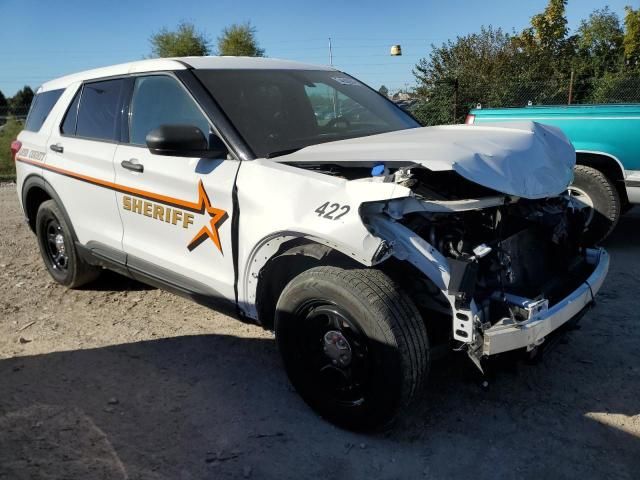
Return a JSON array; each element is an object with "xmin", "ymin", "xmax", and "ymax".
[{"xmin": 186, "ymin": 180, "xmax": 228, "ymax": 254}]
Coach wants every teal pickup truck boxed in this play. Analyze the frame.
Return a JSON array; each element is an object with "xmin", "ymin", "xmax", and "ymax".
[{"xmin": 466, "ymin": 104, "xmax": 640, "ymax": 244}]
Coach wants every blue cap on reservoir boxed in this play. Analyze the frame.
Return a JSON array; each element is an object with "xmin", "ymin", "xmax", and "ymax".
[{"xmin": 371, "ymin": 164, "xmax": 386, "ymax": 176}]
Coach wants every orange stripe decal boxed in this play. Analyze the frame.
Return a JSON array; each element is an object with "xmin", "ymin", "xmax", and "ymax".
[{"xmin": 17, "ymin": 156, "xmax": 228, "ymax": 254}]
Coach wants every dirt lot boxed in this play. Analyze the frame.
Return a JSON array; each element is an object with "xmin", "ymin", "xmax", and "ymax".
[{"xmin": 0, "ymin": 182, "xmax": 639, "ymax": 480}]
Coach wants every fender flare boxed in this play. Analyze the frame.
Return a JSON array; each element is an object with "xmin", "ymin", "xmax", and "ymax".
[
  {"xmin": 21, "ymin": 173, "xmax": 79, "ymax": 242},
  {"xmin": 239, "ymin": 230, "xmax": 375, "ymax": 319},
  {"xmin": 575, "ymin": 150, "xmax": 625, "ymax": 177}
]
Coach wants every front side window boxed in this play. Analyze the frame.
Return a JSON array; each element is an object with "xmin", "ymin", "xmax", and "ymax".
[
  {"xmin": 129, "ymin": 75, "xmax": 210, "ymax": 146},
  {"xmin": 75, "ymin": 79, "xmax": 124, "ymax": 141},
  {"xmin": 194, "ymin": 69, "xmax": 419, "ymax": 158},
  {"xmin": 24, "ymin": 89, "xmax": 64, "ymax": 132}
]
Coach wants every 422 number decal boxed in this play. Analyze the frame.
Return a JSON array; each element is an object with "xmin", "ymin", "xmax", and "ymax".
[{"xmin": 314, "ymin": 201, "xmax": 351, "ymax": 220}]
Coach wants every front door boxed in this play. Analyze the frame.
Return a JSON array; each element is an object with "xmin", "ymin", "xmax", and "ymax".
[{"xmin": 114, "ymin": 74, "xmax": 239, "ymax": 302}]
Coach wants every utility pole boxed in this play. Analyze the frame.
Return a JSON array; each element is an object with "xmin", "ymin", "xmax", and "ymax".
[
  {"xmin": 328, "ymin": 37, "xmax": 337, "ymax": 117},
  {"xmin": 568, "ymin": 70, "xmax": 574, "ymax": 105},
  {"xmin": 328, "ymin": 37, "xmax": 333, "ymax": 66}
]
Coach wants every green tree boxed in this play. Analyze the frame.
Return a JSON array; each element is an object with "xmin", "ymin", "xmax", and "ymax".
[
  {"xmin": 9, "ymin": 86, "xmax": 34, "ymax": 117},
  {"xmin": 529, "ymin": 0, "xmax": 569, "ymax": 52},
  {"xmin": 623, "ymin": 6, "xmax": 640, "ymax": 68},
  {"xmin": 575, "ymin": 7, "xmax": 624, "ymax": 77},
  {"xmin": 514, "ymin": 0, "xmax": 574, "ymax": 82},
  {"xmin": 216, "ymin": 22, "xmax": 265, "ymax": 57},
  {"xmin": 413, "ymin": 26, "xmax": 527, "ymax": 124},
  {"xmin": 378, "ymin": 85, "xmax": 389, "ymax": 97},
  {"xmin": 412, "ymin": 0, "xmax": 639, "ymax": 125},
  {"xmin": 149, "ymin": 22, "xmax": 210, "ymax": 58}
]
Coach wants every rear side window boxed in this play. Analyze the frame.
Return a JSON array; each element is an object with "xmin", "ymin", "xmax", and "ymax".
[
  {"xmin": 60, "ymin": 88, "xmax": 81, "ymax": 135},
  {"xmin": 24, "ymin": 89, "xmax": 64, "ymax": 132},
  {"xmin": 75, "ymin": 79, "xmax": 124, "ymax": 141}
]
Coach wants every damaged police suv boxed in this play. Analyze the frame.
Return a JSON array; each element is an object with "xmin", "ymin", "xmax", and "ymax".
[{"xmin": 14, "ymin": 57, "xmax": 608, "ymax": 430}]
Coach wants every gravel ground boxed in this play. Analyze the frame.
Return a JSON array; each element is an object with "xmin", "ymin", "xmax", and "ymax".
[{"xmin": 0, "ymin": 182, "xmax": 639, "ymax": 480}]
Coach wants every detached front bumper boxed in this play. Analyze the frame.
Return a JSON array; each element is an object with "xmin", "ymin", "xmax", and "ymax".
[{"xmin": 482, "ymin": 248, "xmax": 609, "ymax": 355}]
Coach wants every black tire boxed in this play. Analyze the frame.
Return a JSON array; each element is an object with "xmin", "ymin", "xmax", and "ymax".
[
  {"xmin": 275, "ymin": 266, "xmax": 429, "ymax": 430},
  {"xmin": 35, "ymin": 200, "xmax": 100, "ymax": 288},
  {"xmin": 570, "ymin": 165, "xmax": 621, "ymax": 245}
]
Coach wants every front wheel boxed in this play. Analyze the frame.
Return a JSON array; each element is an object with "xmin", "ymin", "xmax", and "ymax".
[
  {"xmin": 569, "ymin": 165, "xmax": 621, "ymax": 245},
  {"xmin": 275, "ymin": 266, "xmax": 430, "ymax": 430}
]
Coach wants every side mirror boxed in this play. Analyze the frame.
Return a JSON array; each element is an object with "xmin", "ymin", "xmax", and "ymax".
[{"xmin": 146, "ymin": 124, "xmax": 228, "ymax": 158}]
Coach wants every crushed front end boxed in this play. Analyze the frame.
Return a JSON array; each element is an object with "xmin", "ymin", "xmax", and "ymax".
[
  {"xmin": 410, "ymin": 194, "xmax": 607, "ymax": 358},
  {"xmin": 360, "ymin": 168, "xmax": 609, "ymax": 369},
  {"xmin": 279, "ymin": 121, "xmax": 609, "ymax": 369}
]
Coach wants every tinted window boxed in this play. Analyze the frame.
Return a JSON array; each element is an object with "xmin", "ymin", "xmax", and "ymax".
[
  {"xmin": 129, "ymin": 75, "xmax": 210, "ymax": 146},
  {"xmin": 76, "ymin": 79, "xmax": 124, "ymax": 141},
  {"xmin": 60, "ymin": 88, "xmax": 81, "ymax": 135},
  {"xmin": 195, "ymin": 70, "xmax": 418, "ymax": 158},
  {"xmin": 24, "ymin": 89, "xmax": 63, "ymax": 132}
]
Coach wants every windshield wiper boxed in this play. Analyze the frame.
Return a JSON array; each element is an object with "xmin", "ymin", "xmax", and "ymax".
[{"xmin": 265, "ymin": 147, "xmax": 303, "ymax": 159}]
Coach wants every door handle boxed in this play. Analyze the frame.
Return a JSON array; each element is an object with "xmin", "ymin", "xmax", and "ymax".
[
  {"xmin": 49, "ymin": 144, "xmax": 63, "ymax": 153},
  {"xmin": 121, "ymin": 159, "xmax": 144, "ymax": 173}
]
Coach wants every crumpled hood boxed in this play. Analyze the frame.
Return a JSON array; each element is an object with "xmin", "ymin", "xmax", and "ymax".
[{"xmin": 277, "ymin": 121, "xmax": 576, "ymax": 199}]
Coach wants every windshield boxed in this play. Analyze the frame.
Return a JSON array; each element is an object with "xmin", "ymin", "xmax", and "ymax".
[{"xmin": 195, "ymin": 69, "xmax": 420, "ymax": 158}]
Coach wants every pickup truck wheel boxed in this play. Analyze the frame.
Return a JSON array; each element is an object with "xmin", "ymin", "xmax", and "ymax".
[
  {"xmin": 570, "ymin": 165, "xmax": 620, "ymax": 245},
  {"xmin": 275, "ymin": 266, "xmax": 429, "ymax": 430},
  {"xmin": 35, "ymin": 200, "xmax": 100, "ymax": 288}
]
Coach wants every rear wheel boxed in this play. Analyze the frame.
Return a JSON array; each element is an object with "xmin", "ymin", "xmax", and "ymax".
[
  {"xmin": 569, "ymin": 165, "xmax": 620, "ymax": 245},
  {"xmin": 275, "ymin": 266, "xmax": 429, "ymax": 430},
  {"xmin": 35, "ymin": 200, "xmax": 100, "ymax": 288}
]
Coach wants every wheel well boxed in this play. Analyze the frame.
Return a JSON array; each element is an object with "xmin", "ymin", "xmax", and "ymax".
[
  {"xmin": 576, "ymin": 152, "xmax": 628, "ymax": 206},
  {"xmin": 24, "ymin": 186, "xmax": 51, "ymax": 232},
  {"xmin": 255, "ymin": 238, "xmax": 453, "ymax": 347},
  {"xmin": 255, "ymin": 239, "xmax": 360, "ymax": 330}
]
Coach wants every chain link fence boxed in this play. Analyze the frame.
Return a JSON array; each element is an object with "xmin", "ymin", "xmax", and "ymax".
[
  {"xmin": 1, "ymin": 73, "xmax": 639, "ymax": 150},
  {"xmin": 408, "ymin": 73, "xmax": 640, "ymax": 126}
]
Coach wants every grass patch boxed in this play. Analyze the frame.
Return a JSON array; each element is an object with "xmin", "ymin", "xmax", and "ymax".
[{"xmin": 0, "ymin": 118, "xmax": 24, "ymax": 180}]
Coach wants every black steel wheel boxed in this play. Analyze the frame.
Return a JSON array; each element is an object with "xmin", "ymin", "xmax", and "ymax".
[
  {"xmin": 275, "ymin": 266, "xmax": 429, "ymax": 430},
  {"xmin": 43, "ymin": 217, "xmax": 69, "ymax": 272},
  {"xmin": 294, "ymin": 301, "xmax": 371, "ymax": 408},
  {"xmin": 35, "ymin": 200, "xmax": 100, "ymax": 287}
]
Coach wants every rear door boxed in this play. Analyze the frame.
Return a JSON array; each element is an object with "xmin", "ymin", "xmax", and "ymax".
[
  {"xmin": 15, "ymin": 87, "xmax": 64, "ymax": 207},
  {"xmin": 45, "ymin": 79, "xmax": 126, "ymax": 255},
  {"xmin": 113, "ymin": 73, "xmax": 239, "ymax": 302}
]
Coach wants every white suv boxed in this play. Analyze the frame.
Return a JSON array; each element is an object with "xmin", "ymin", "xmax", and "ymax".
[{"xmin": 13, "ymin": 56, "xmax": 608, "ymax": 430}]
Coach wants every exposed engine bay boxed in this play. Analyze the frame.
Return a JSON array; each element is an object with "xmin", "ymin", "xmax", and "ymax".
[
  {"xmin": 298, "ymin": 161, "xmax": 600, "ymax": 366},
  {"xmin": 403, "ymin": 195, "xmax": 591, "ymax": 324},
  {"xmin": 291, "ymin": 162, "xmax": 594, "ymax": 325}
]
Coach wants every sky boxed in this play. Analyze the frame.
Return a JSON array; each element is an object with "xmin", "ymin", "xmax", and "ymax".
[{"xmin": 0, "ymin": 0, "xmax": 636, "ymax": 97}]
